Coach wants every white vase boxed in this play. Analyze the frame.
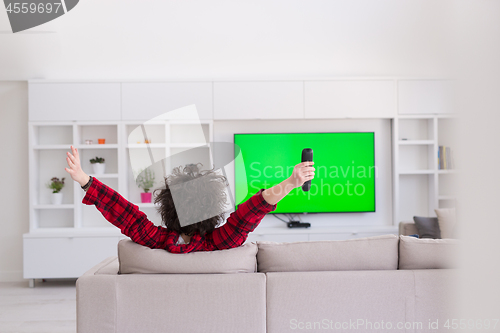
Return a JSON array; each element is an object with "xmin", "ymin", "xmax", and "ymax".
[
  {"xmin": 92, "ymin": 163, "xmax": 106, "ymax": 175},
  {"xmin": 52, "ymin": 192, "xmax": 63, "ymax": 205}
]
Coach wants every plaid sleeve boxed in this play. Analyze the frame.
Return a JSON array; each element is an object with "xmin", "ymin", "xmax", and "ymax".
[
  {"xmin": 208, "ymin": 188, "xmax": 277, "ymax": 250},
  {"xmin": 82, "ymin": 177, "xmax": 168, "ymax": 249}
]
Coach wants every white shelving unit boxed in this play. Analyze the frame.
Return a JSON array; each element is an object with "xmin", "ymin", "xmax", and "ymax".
[{"xmin": 393, "ymin": 114, "xmax": 458, "ymax": 223}]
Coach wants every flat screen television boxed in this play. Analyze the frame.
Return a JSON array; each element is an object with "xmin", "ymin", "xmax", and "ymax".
[{"xmin": 234, "ymin": 132, "xmax": 375, "ymax": 213}]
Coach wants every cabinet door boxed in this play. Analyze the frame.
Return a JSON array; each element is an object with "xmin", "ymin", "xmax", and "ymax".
[
  {"xmin": 29, "ymin": 83, "xmax": 121, "ymax": 121},
  {"xmin": 398, "ymin": 80, "xmax": 453, "ymax": 114},
  {"xmin": 23, "ymin": 236, "xmax": 121, "ymax": 278},
  {"xmin": 214, "ymin": 81, "xmax": 304, "ymax": 119},
  {"xmin": 122, "ymin": 82, "xmax": 213, "ymax": 120},
  {"xmin": 305, "ymin": 80, "xmax": 395, "ymax": 118}
]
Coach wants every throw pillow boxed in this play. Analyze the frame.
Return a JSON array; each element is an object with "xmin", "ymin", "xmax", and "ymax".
[
  {"xmin": 434, "ymin": 208, "xmax": 457, "ymax": 239},
  {"xmin": 413, "ymin": 216, "xmax": 441, "ymax": 239}
]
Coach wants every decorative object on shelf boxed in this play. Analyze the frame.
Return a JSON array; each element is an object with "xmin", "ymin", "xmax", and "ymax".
[
  {"xmin": 438, "ymin": 145, "xmax": 454, "ymax": 170},
  {"xmin": 90, "ymin": 156, "xmax": 106, "ymax": 175},
  {"xmin": 137, "ymin": 168, "xmax": 155, "ymax": 203},
  {"xmin": 85, "ymin": 140, "xmax": 93, "ymax": 145},
  {"xmin": 144, "ymin": 138, "xmax": 151, "ymax": 144},
  {"xmin": 98, "ymin": 138, "xmax": 106, "ymax": 144},
  {"xmin": 46, "ymin": 177, "xmax": 65, "ymax": 204}
]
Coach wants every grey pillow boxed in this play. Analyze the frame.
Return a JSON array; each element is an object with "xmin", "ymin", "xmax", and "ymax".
[
  {"xmin": 118, "ymin": 239, "xmax": 258, "ymax": 274},
  {"xmin": 413, "ymin": 216, "xmax": 441, "ymax": 239}
]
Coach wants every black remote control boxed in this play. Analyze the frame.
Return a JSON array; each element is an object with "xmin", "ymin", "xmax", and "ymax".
[{"xmin": 301, "ymin": 148, "xmax": 313, "ymax": 191}]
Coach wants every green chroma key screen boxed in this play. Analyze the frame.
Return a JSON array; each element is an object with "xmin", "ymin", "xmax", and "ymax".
[{"xmin": 234, "ymin": 132, "xmax": 375, "ymax": 213}]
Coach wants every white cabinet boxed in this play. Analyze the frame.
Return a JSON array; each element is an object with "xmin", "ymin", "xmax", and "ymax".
[
  {"xmin": 214, "ymin": 81, "xmax": 304, "ymax": 119},
  {"xmin": 305, "ymin": 80, "xmax": 395, "ymax": 118},
  {"xmin": 23, "ymin": 235, "xmax": 123, "ymax": 279},
  {"xmin": 29, "ymin": 83, "xmax": 121, "ymax": 121},
  {"xmin": 398, "ymin": 80, "xmax": 453, "ymax": 115},
  {"xmin": 121, "ymin": 82, "xmax": 213, "ymax": 120}
]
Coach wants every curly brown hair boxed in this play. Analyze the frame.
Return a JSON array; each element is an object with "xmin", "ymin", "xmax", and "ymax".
[{"xmin": 153, "ymin": 163, "xmax": 229, "ymax": 237}]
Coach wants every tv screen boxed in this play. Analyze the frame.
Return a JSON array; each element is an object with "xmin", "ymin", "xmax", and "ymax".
[{"xmin": 234, "ymin": 132, "xmax": 375, "ymax": 213}]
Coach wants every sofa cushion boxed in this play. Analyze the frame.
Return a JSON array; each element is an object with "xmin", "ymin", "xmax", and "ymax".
[
  {"xmin": 398, "ymin": 235, "xmax": 460, "ymax": 269},
  {"xmin": 256, "ymin": 234, "xmax": 398, "ymax": 273},
  {"xmin": 118, "ymin": 239, "xmax": 258, "ymax": 274},
  {"xmin": 434, "ymin": 208, "xmax": 457, "ymax": 239},
  {"xmin": 413, "ymin": 216, "xmax": 441, "ymax": 239}
]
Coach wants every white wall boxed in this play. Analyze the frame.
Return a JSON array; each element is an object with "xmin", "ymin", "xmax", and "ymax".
[
  {"xmin": 214, "ymin": 119, "xmax": 392, "ymax": 227},
  {"xmin": 0, "ymin": 0, "xmax": 453, "ymax": 80},
  {"xmin": 0, "ymin": 82, "xmax": 29, "ymax": 282}
]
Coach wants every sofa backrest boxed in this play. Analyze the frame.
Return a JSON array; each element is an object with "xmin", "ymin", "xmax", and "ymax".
[
  {"xmin": 256, "ymin": 234, "xmax": 399, "ymax": 273},
  {"xmin": 398, "ymin": 235, "xmax": 460, "ymax": 269},
  {"xmin": 399, "ymin": 221, "xmax": 419, "ymax": 236},
  {"xmin": 118, "ymin": 239, "xmax": 258, "ymax": 274}
]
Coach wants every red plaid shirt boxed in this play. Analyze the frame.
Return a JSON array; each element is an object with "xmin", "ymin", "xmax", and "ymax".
[{"xmin": 82, "ymin": 177, "xmax": 277, "ymax": 253}]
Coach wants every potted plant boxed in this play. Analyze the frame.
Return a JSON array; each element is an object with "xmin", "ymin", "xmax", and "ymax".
[
  {"xmin": 137, "ymin": 168, "xmax": 155, "ymax": 203},
  {"xmin": 90, "ymin": 156, "xmax": 106, "ymax": 175},
  {"xmin": 46, "ymin": 177, "xmax": 65, "ymax": 204}
]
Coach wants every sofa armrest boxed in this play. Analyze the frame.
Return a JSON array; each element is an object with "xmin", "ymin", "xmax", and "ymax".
[
  {"xmin": 399, "ymin": 221, "xmax": 418, "ymax": 236},
  {"xmin": 77, "ymin": 257, "xmax": 118, "ymax": 333},
  {"xmin": 80, "ymin": 256, "xmax": 118, "ymax": 277}
]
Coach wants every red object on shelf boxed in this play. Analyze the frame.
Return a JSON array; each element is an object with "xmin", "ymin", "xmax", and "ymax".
[
  {"xmin": 98, "ymin": 138, "xmax": 105, "ymax": 144},
  {"xmin": 141, "ymin": 192, "xmax": 152, "ymax": 203}
]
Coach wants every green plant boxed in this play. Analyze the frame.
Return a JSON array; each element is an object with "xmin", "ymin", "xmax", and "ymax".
[
  {"xmin": 46, "ymin": 177, "xmax": 65, "ymax": 193},
  {"xmin": 136, "ymin": 168, "xmax": 155, "ymax": 193},
  {"xmin": 90, "ymin": 156, "xmax": 105, "ymax": 164}
]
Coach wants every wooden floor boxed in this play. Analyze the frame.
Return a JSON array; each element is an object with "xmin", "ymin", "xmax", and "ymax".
[{"xmin": 0, "ymin": 279, "xmax": 76, "ymax": 333}]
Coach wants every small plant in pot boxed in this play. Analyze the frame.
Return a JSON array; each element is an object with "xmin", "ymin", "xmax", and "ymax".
[
  {"xmin": 90, "ymin": 156, "xmax": 106, "ymax": 175},
  {"xmin": 136, "ymin": 168, "xmax": 155, "ymax": 203},
  {"xmin": 46, "ymin": 177, "xmax": 65, "ymax": 205}
]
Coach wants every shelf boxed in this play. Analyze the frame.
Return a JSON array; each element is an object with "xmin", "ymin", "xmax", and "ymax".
[
  {"xmin": 170, "ymin": 143, "xmax": 209, "ymax": 148},
  {"xmin": 127, "ymin": 144, "xmax": 167, "ymax": 148},
  {"xmin": 34, "ymin": 204, "xmax": 74, "ymax": 209},
  {"xmin": 89, "ymin": 173, "xmax": 119, "ymax": 178},
  {"xmin": 399, "ymin": 170, "xmax": 434, "ymax": 175},
  {"xmin": 76, "ymin": 144, "xmax": 119, "ymax": 149},
  {"xmin": 33, "ymin": 145, "xmax": 72, "ymax": 150},
  {"xmin": 437, "ymin": 169, "xmax": 457, "ymax": 174},
  {"xmin": 398, "ymin": 140, "xmax": 434, "ymax": 145},
  {"xmin": 136, "ymin": 203, "xmax": 159, "ymax": 208}
]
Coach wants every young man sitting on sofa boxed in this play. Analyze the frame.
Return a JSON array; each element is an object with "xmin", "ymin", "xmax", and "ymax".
[{"xmin": 64, "ymin": 145, "xmax": 315, "ymax": 253}]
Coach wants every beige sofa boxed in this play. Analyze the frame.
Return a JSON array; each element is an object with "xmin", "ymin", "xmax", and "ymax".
[
  {"xmin": 399, "ymin": 221, "xmax": 419, "ymax": 236},
  {"xmin": 76, "ymin": 234, "xmax": 460, "ymax": 333}
]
